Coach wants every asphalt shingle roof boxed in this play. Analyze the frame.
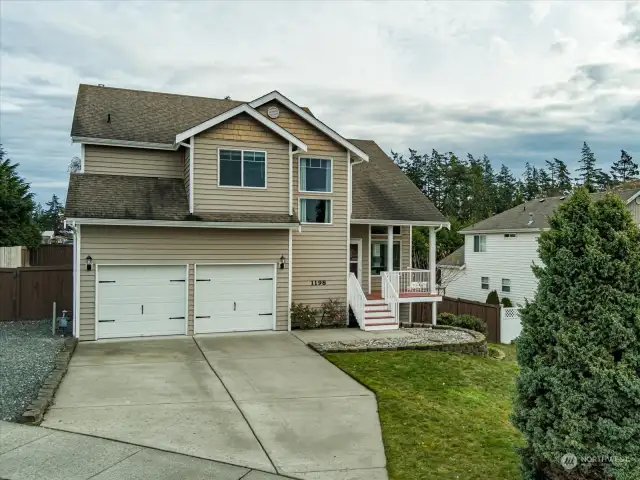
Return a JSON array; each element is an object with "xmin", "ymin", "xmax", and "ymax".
[
  {"xmin": 70, "ymin": 85, "xmax": 447, "ymax": 224},
  {"xmin": 437, "ymin": 247, "xmax": 465, "ymax": 268},
  {"xmin": 66, "ymin": 173, "xmax": 298, "ymax": 224},
  {"xmin": 460, "ymin": 189, "xmax": 639, "ymax": 233}
]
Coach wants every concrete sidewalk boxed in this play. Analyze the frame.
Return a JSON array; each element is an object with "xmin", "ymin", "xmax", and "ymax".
[{"xmin": 0, "ymin": 420, "xmax": 292, "ymax": 480}]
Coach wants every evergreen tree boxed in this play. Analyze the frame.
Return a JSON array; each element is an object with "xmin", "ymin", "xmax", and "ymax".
[
  {"xmin": 611, "ymin": 149, "xmax": 638, "ymax": 183},
  {"xmin": 553, "ymin": 158, "xmax": 573, "ymax": 194},
  {"xmin": 512, "ymin": 188, "xmax": 640, "ymax": 479},
  {"xmin": 594, "ymin": 169, "xmax": 612, "ymax": 192},
  {"xmin": 393, "ymin": 150, "xmax": 425, "ymax": 191},
  {"xmin": 0, "ymin": 145, "xmax": 41, "ymax": 247},
  {"xmin": 537, "ymin": 169, "xmax": 552, "ymax": 197},
  {"xmin": 523, "ymin": 163, "xmax": 540, "ymax": 200},
  {"xmin": 577, "ymin": 142, "xmax": 598, "ymax": 192},
  {"xmin": 495, "ymin": 164, "xmax": 517, "ymax": 213},
  {"xmin": 544, "ymin": 159, "xmax": 557, "ymax": 194}
]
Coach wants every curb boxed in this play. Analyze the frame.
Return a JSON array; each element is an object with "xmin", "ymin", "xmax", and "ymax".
[{"xmin": 19, "ymin": 337, "xmax": 77, "ymax": 425}]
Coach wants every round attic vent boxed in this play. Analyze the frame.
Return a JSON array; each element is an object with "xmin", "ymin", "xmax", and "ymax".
[{"xmin": 267, "ymin": 106, "xmax": 280, "ymax": 119}]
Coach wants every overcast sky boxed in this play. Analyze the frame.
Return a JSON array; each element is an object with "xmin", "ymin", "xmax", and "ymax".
[{"xmin": 1, "ymin": 0, "xmax": 639, "ymax": 204}]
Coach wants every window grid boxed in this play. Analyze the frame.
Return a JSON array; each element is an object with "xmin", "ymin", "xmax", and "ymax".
[
  {"xmin": 502, "ymin": 279, "xmax": 511, "ymax": 293},
  {"xmin": 299, "ymin": 157, "xmax": 332, "ymax": 193},
  {"xmin": 481, "ymin": 276, "xmax": 489, "ymax": 290},
  {"xmin": 474, "ymin": 235, "xmax": 487, "ymax": 252},
  {"xmin": 219, "ymin": 149, "xmax": 266, "ymax": 188}
]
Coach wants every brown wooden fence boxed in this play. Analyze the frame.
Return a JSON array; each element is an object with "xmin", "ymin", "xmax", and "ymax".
[
  {"xmin": 29, "ymin": 245, "xmax": 73, "ymax": 267},
  {"xmin": 412, "ymin": 296, "xmax": 501, "ymax": 342},
  {"xmin": 0, "ymin": 266, "xmax": 73, "ymax": 321}
]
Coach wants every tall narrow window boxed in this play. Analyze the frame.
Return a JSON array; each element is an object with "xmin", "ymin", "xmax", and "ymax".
[
  {"xmin": 371, "ymin": 241, "xmax": 400, "ymax": 275},
  {"xmin": 481, "ymin": 276, "xmax": 489, "ymax": 290},
  {"xmin": 219, "ymin": 149, "xmax": 266, "ymax": 188},
  {"xmin": 299, "ymin": 158, "xmax": 332, "ymax": 193},
  {"xmin": 300, "ymin": 199, "xmax": 331, "ymax": 224},
  {"xmin": 473, "ymin": 235, "xmax": 487, "ymax": 252},
  {"xmin": 502, "ymin": 278, "xmax": 511, "ymax": 293}
]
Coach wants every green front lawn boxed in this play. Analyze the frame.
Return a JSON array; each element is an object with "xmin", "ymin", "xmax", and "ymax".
[{"xmin": 326, "ymin": 349, "xmax": 523, "ymax": 480}]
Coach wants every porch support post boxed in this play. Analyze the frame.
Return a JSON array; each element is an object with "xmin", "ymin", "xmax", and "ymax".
[
  {"xmin": 386, "ymin": 226, "xmax": 393, "ymax": 273},
  {"xmin": 432, "ymin": 301, "xmax": 437, "ymax": 325},
  {"xmin": 429, "ymin": 227, "xmax": 437, "ymax": 294}
]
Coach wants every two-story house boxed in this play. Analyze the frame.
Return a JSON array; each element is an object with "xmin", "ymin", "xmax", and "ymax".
[
  {"xmin": 65, "ymin": 85, "xmax": 448, "ymax": 341},
  {"xmin": 438, "ymin": 189, "xmax": 640, "ymax": 306}
]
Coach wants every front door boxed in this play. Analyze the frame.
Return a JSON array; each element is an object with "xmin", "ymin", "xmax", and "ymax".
[{"xmin": 349, "ymin": 240, "xmax": 362, "ymax": 281}]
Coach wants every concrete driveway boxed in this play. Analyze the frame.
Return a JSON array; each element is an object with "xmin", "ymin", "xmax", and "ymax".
[{"xmin": 42, "ymin": 333, "xmax": 387, "ymax": 480}]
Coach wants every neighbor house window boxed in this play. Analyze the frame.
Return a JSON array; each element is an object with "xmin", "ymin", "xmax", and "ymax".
[
  {"xmin": 473, "ymin": 235, "xmax": 487, "ymax": 252},
  {"xmin": 504, "ymin": 233, "xmax": 517, "ymax": 238},
  {"xmin": 371, "ymin": 226, "xmax": 401, "ymax": 235},
  {"xmin": 371, "ymin": 241, "xmax": 400, "ymax": 275},
  {"xmin": 300, "ymin": 199, "xmax": 331, "ymax": 224},
  {"xmin": 481, "ymin": 277, "xmax": 490, "ymax": 290},
  {"xmin": 219, "ymin": 149, "xmax": 266, "ymax": 188},
  {"xmin": 502, "ymin": 278, "xmax": 511, "ymax": 293},
  {"xmin": 299, "ymin": 158, "xmax": 332, "ymax": 192}
]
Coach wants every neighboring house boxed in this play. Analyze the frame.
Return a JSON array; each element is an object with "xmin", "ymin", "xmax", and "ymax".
[
  {"xmin": 438, "ymin": 189, "xmax": 640, "ymax": 306},
  {"xmin": 65, "ymin": 84, "xmax": 448, "ymax": 341}
]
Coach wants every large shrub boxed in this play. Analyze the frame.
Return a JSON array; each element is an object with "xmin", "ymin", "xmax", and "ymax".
[
  {"xmin": 511, "ymin": 188, "xmax": 640, "ymax": 479},
  {"xmin": 485, "ymin": 290, "xmax": 500, "ymax": 305},
  {"xmin": 291, "ymin": 302, "xmax": 318, "ymax": 329},
  {"xmin": 320, "ymin": 298, "xmax": 346, "ymax": 327},
  {"xmin": 437, "ymin": 312, "xmax": 487, "ymax": 335}
]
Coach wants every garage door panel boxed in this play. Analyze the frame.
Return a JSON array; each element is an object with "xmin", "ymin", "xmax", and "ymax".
[
  {"xmin": 97, "ymin": 265, "xmax": 186, "ymax": 339},
  {"xmin": 195, "ymin": 264, "xmax": 275, "ymax": 334}
]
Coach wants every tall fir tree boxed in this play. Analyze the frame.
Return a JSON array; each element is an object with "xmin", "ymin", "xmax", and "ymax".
[
  {"xmin": 577, "ymin": 142, "xmax": 598, "ymax": 192},
  {"xmin": 495, "ymin": 164, "xmax": 517, "ymax": 213},
  {"xmin": 610, "ymin": 149, "xmax": 639, "ymax": 183},
  {"xmin": 553, "ymin": 158, "xmax": 573, "ymax": 194},
  {"xmin": 512, "ymin": 188, "xmax": 640, "ymax": 479}
]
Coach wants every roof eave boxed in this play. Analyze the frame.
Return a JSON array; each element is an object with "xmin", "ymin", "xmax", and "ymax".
[
  {"xmin": 249, "ymin": 91, "xmax": 369, "ymax": 161},
  {"xmin": 459, "ymin": 227, "xmax": 550, "ymax": 235},
  {"xmin": 351, "ymin": 218, "xmax": 450, "ymax": 228},
  {"xmin": 72, "ymin": 136, "xmax": 177, "ymax": 151},
  {"xmin": 66, "ymin": 217, "xmax": 300, "ymax": 230}
]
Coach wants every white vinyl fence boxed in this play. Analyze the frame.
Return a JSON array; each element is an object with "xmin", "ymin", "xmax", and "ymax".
[
  {"xmin": 500, "ymin": 307, "xmax": 522, "ymax": 344},
  {"xmin": 0, "ymin": 246, "xmax": 25, "ymax": 268}
]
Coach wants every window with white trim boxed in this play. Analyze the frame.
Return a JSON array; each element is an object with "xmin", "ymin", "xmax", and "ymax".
[
  {"xmin": 299, "ymin": 158, "xmax": 332, "ymax": 192},
  {"xmin": 481, "ymin": 276, "xmax": 489, "ymax": 290},
  {"xmin": 219, "ymin": 149, "xmax": 266, "ymax": 188},
  {"xmin": 474, "ymin": 235, "xmax": 487, "ymax": 252},
  {"xmin": 371, "ymin": 241, "xmax": 400, "ymax": 275},
  {"xmin": 300, "ymin": 198, "xmax": 331, "ymax": 224},
  {"xmin": 502, "ymin": 278, "xmax": 511, "ymax": 293},
  {"xmin": 504, "ymin": 233, "xmax": 517, "ymax": 238}
]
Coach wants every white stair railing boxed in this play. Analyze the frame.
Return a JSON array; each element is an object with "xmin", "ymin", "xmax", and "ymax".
[
  {"xmin": 348, "ymin": 273, "xmax": 366, "ymax": 329},
  {"xmin": 380, "ymin": 271, "xmax": 399, "ymax": 325}
]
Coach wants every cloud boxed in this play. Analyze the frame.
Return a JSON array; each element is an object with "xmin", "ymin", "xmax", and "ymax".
[{"xmin": 0, "ymin": 0, "xmax": 638, "ymax": 204}]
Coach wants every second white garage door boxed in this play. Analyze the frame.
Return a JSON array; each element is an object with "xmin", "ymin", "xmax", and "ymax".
[{"xmin": 194, "ymin": 264, "xmax": 275, "ymax": 334}]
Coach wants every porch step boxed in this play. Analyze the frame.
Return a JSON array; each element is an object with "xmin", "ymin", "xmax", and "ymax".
[
  {"xmin": 364, "ymin": 298, "xmax": 387, "ymax": 306},
  {"xmin": 364, "ymin": 307, "xmax": 393, "ymax": 318},
  {"xmin": 364, "ymin": 316, "xmax": 395, "ymax": 325},
  {"xmin": 363, "ymin": 322, "xmax": 399, "ymax": 331}
]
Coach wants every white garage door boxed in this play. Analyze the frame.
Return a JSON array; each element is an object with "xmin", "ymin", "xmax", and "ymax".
[
  {"xmin": 195, "ymin": 264, "xmax": 275, "ymax": 334},
  {"xmin": 97, "ymin": 265, "xmax": 187, "ymax": 339}
]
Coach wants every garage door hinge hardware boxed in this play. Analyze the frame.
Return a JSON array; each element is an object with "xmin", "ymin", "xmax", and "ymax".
[
  {"xmin": 259, "ymin": 313, "xmax": 273, "ymax": 316},
  {"xmin": 169, "ymin": 316, "xmax": 185, "ymax": 320},
  {"xmin": 196, "ymin": 279, "xmax": 211, "ymax": 282},
  {"xmin": 98, "ymin": 319, "xmax": 115, "ymax": 323},
  {"xmin": 259, "ymin": 277, "xmax": 273, "ymax": 281},
  {"xmin": 99, "ymin": 280, "xmax": 116, "ymax": 283},
  {"xmin": 196, "ymin": 315, "xmax": 211, "ymax": 319},
  {"xmin": 170, "ymin": 279, "xmax": 185, "ymax": 282}
]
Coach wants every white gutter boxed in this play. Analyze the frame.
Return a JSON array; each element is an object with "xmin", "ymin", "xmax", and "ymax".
[
  {"xmin": 288, "ymin": 142, "xmax": 293, "ymax": 216},
  {"xmin": 71, "ymin": 136, "xmax": 176, "ymax": 151},
  {"xmin": 66, "ymin": 218, "xmax": 300, "ymax": 230},
  {"xmin": 189, "ymin": 137, "xmax": 194, "ymax": 213},
  {"xmin": 351, "ymin": 219, "xmax": 452, "ymax": 228}
]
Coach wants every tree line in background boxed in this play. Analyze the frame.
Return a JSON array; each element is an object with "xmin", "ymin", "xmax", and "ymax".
[{"xmin": 397, "ymin": 142, "xmax": 639, "ymax": 263}]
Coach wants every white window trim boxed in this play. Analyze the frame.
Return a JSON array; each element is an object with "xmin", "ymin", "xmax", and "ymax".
[
  {"xmin": 299, "ymin": 198, "xmax": 333, "ymax": 225},
  {"xmin": 298, "ymin": 156, "xmax": 333, "ymax": 194},
  {"xmin": 504, "ymin": 233, "xmax": 517, "ymax": 238},
  {"xmin": 217, "ymin": 148, "xmax": 268, "ymax": 189},
  {"xmin": 370, "ymin": 240, "xmax": 402, "ymax": 277},
  {"xmin": 502, "ymin": 278, "xmax": 511, "ymax": 292},
  {"xmin": 481, "ymin": 276, "xmax": 490, "ymax": 290},
  {"xmin": 473, "ymin": 235, "xmax": 487, "ymax": 253}
]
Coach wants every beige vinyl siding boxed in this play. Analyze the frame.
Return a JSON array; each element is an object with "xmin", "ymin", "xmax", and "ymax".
[
  {"xmin": 292, "ymin": 148, "xmax": 349, "ymax": 310},
  {"xmin": 78, "ymin": 226, "xmax": 289, "ymax": 341},
  {"xmin": 83, "ymin": 145, "xmax": 183, "ymax": 178},
  {"xmin": 349, "ymin": 224, "xmax": 370, "ymax": 293},
  {"xmin": 193, "ymin": 113, "xmax": 289, "ymax": 213},
  {"xmin": 257, "ymin": 102, "xmax": 342, "ymax": 152},
  {"xmin": 370, "ymin": 226, "xmax": 410, "ymax": 292},
  {"xmin": 183, "ymin": 148, "xmax": 190, "ymax": 205},
  {"xmin": 628, "ymin": 201, "xmax": 640, "ymax": 225}
]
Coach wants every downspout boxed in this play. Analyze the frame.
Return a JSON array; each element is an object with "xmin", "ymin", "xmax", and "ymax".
[
  {"xmin": 179, "ymin": 140, "xmax": 194, "ymax": 213},
  {"xmin": 289, "ymin": 142, "xmax": 293, "ymax": 216}
]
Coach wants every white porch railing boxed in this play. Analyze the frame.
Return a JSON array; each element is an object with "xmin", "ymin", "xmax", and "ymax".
[
  {"xmin": 380, "ymin": 272, "xmax": 399, "ymax": 324},
  {"xmin": 348, "ymin": 273, "xmax": 366, "ymax": 329},
  {"xmin": 383, "ymin": 269, "xmax": 431, "ymax": 296}
]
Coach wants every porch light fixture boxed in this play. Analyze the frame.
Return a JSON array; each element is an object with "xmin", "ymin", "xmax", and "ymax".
[
  {"xmin": 279, "ymin": 255, "xmax": 286, "ymax": 270},
  {"xmin": 86, "ymin": 255, "xmax": 93, "ymax": 271}
]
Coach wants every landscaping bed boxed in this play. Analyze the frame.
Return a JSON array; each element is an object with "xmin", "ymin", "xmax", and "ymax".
[
  {"xmin": 0, "ymin": 320, "xmax": 67, "ymax": 422},
  {"xmin": 326, "ymin": 348, "xmax": 523, "ymax": 480}
]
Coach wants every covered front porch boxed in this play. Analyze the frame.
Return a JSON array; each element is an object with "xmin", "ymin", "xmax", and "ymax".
[{"xmin": 348, "ymin": 222, "xmax": 444, "ymax": 331}]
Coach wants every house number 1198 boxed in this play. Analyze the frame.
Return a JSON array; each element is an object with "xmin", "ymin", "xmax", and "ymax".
[{"xmin": 311, "ymin": 280, "xmax": 327, "ymax": 286}]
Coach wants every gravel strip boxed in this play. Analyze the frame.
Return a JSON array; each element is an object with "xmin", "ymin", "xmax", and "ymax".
[
  {"xmin": 0, "ymin": 320, "xmax": 66, "ymax": 422},
  {"xmin": 314, "ymin": 327, "xmax": 475, "ymax": 351}
]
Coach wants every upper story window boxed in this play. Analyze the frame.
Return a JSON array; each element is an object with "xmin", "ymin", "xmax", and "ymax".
[
  {"xmin": 219, "ymin": 149, "xmax": 266, "ymax": 188},
  {"xmin": 300, "ymin": 158, "xmax": 332, "ymax": 193},
  {"xmin": 371, "ymin": 241, "xmax": 400, "ymax": 275},
  {"xmin": 300, "ymin": 198, "xmax": 332, "ymax": 224},
  {"xmin": 504, "ymin": 233, "xmax": 517, "ymax": 238},
  {"xmin": 371, "ymin": 226, "xmax": 401, "ymax": 235},
  {"xmin": 473, "ymin": 235, "xmax": 487, "ymax": 252}
]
